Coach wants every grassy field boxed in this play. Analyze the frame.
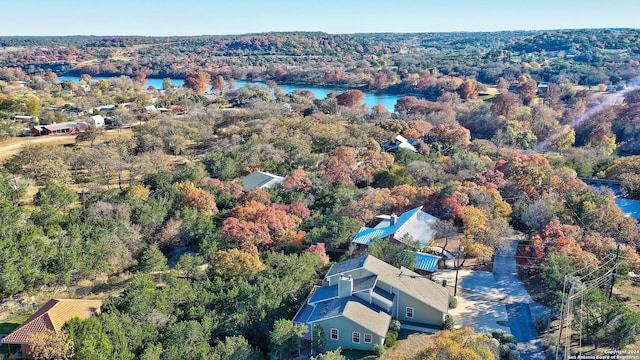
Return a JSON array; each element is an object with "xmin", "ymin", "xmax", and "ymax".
[{"xmin": 0, "ymin": 314, "xmax": 31, "ymax": 356}]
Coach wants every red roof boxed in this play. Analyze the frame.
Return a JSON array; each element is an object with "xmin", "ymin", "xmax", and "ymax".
[{"xmin": 1, "ymin": 299, "xmax": 101, "ymax": 345}]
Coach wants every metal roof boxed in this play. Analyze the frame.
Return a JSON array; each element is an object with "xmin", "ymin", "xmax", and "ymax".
[
  {"xmin": 43, "ymin": 122, "xmax": 78, "ymax": 131},
  {"xmin": 352, "ymin": 206, "xmax": 437, "ymax": 247},
  {"xmin": 413, "ymin": 252, "xmax": 441, "ymax": 272},
  {"xmin": 240, "ymin": 171, "xmax": 285, "ymax": 192}
]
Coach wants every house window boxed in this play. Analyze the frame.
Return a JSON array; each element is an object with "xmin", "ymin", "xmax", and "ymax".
[
  {"xmin": 352, "ymin": 332, "xmax": 360, "ymax": 343},
  {"xmin": 406, "ymin": 307, "xmax": 414, "ymax": 318},
  {"xmin": 364, "ymin": 333, "xmax": 372, "ymax": 343},
  {"xmin": 330, "ymin": 328, "xmax": 339, "ymax": 340}
]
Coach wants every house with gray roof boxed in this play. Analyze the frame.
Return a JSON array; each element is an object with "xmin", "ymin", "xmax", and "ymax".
[
  {"xmin": 293, "ymin": 255, "xmax": 449, "ymax": 352},
  {"xmin": 240, "ymin": 171, "xmax": 285, "ymax": 192}
]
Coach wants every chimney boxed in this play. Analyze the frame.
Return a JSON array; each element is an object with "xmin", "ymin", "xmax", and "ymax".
[
  {"xmin": 390, "ymin": 213, "xmax": 398, "ymax": 225},
  {"xmin": 338, "ymin": 275, "xmax": 353, "ymax": 298}
]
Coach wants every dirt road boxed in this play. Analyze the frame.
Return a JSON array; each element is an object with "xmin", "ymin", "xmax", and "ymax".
[{"xmin": 0, "ymin": 128, "xmax": 133, "ymax": 163}]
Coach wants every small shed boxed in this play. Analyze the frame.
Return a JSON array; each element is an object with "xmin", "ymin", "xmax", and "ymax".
[{"xmin": 88, "ymin": 115, "xmax": 105, "ymax": 127}]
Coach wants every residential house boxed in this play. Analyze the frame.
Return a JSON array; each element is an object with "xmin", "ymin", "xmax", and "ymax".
[
  {"xmin": 240, "ymin": 171, "xmax": 285, "ymax": 192},
  {"xmin": 293, "ymin": 255, "xmax": 449, "ymax": 352},
  {"xmin": 30, "ymin": 122, "xmax": 87, "ymax": 136},
  {"xmin": 352, "ymin": 206, "xmax": 438, "ymax": 249},
  {"xmin": 1, "ymin": 299, "xmax": 102, "ymax": 358},
  {"xmin": 380, "ymin": 135, "xmax": 418, "ymax": 153}
]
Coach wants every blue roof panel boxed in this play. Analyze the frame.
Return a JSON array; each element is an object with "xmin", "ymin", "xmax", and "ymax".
[{"xmin": 413, "ymin": 252, "xmax": 440, "ymax": 272}]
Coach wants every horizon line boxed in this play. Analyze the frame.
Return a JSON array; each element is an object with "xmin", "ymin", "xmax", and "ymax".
[{"xmin": 1, "ymin": 27, "xmax": 637, "ymax": 38}]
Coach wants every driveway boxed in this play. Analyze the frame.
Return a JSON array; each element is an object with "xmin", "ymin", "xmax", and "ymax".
[{"xmin": 432, "ymin": 237, "xmax": 549, "ymax": 360}]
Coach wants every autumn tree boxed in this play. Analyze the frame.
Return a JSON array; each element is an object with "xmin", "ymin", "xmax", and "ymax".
[
  {"xmin": 133, "ymin": 72, "xmax": 147, "ymax": 89},
  {"xmin": 605, "ymin": 156, "xmax": 640, "ymax": 199},
  {"xmin": 427, "ymin": 123, "xmax": 471, "ymax": 155},
  {"xmin": 414, "ymin": 327, "xmax": 499, "ymax": 360},
  {"xmin": 211, "ymin": 249, "xmax": 265, "ymax": 279},
  {"xmin": 457, "ymin": 80, "xmax": 478, "ymax": 100},
  {"xmin": 336, "ymin": 90, "xmax": 364, "ymax": 107},
  {"xmin": 182, "ymin": 188, "xmax": 218, "ymax": 215},
  {"xmin": 212, "ymin": 75, "xmax": 225, "ymax": 95},
  {"xmin": 322, "ymin": 146, "xmax": 370, "ymax": 186},
  {"xmin": 29, "ymin": 330, "xmax": 75, "ymax": 360},
  {"xmin": 305, "ymin": 243, "xmax": 330, "ymax": 264},
  {"xmin": 490, "ymin": 91, "xmax": 521, "ymax": 118},
  {"xmin": 184, "ymin": 70, "xmax": 211, "ymax": 94}
]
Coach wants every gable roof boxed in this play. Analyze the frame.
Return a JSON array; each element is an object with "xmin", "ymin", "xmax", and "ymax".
[
  {"xmin": 308, "ymin": 296, "xmax": 391, "ymax": 337},
  {"xmin": 240, "ymin": 171, "xmax": 285, "ymax": 192},
  {"xmin": 1, "ymin": 299, "xmax": 101, "ymax": 345},
  {"xmin": 326, "ymin": 255, "xmax": 449, "ymax": 314},
  {"xmin": 43, "ymin": 122, "xmax": 79, "ymax": 131},
  {"xmin": 352, "ymin": 206, "xmax": 438, "ymax": 248}
]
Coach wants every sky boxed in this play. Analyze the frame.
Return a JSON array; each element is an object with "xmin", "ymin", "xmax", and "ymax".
[{"xmin": 0, "ymin": 0, "xmax": 639, "ymax": 36}]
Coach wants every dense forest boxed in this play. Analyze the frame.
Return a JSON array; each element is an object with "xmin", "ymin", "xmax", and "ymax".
[{"xmin": 1, "ymin": 29, "xmax": 640, "ymax": 359}]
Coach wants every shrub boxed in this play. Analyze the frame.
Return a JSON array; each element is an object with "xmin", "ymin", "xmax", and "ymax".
[
  {"xmin": 499, "ymin": 343, "xmax": 517, "ymax": 358},
  {"xmin": 389, "ymin": 319, "xmax": 401, "ymax": 332},
  {"xmin": 502, "ymin": 334, "xmax": 518, "ymax": 345},
  {"xmin": 443, "ymin": 314, "xmax": 455, "ymax": 330},
  {"xmin": 534, "ymin": 315, "xmax": 550, "ymax": 333},
  {"xmin": 385, "ymin": 330, "xmax": 398, "ymax": 348},
  {"xmin": 449, "ymin": 295, "xmax": 458, "ymax": 309},
  {"xmin": 491, "ymin": 329, "xmax": 506, "ymax": 342},
  {"xmin": 374, "ymin": 343, "xmax": 386, "ymax": 356}
]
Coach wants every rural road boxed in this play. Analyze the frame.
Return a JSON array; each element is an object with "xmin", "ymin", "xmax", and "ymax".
[{"xmin": 0, "ymin": 128, "xmax": 133, "ymax": 162}]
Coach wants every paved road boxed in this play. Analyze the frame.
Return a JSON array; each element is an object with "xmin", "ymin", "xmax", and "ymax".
[{"xmin": 494, "ymin": 239, "xmax": 548, "ymax": 360}]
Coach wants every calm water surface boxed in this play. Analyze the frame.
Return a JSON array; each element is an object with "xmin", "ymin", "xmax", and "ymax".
[{"xmin": 57, "ymin": 76, "xmax": 402, "ymax": 111}]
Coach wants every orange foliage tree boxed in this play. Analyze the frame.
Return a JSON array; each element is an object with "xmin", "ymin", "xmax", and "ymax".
[{"xmin": 184, "ymin": 70, "xmax": 211, "ymax": 93}]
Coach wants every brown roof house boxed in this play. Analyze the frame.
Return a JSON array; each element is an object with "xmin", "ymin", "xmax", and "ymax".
[{"xmin": 1, "ymin": 299, "xmax": 101, "ymax": 358}]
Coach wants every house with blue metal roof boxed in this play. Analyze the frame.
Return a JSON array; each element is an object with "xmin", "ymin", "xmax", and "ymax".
[
  {"xmin": 293, "ymin": 255, "xmax": 449, "ymax": 352},
  {"xmin": 352, "ymin": 206, "xmax": 438, "ymax": 249}
]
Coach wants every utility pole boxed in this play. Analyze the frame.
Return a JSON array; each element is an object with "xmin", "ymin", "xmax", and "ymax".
[
  {"xmin": 454, "ymin": 245, "xmax": 464, "ymax": 296},
  {"xmin": 609, "ymin": 244, "xmax": 620, "ymax": 299}
]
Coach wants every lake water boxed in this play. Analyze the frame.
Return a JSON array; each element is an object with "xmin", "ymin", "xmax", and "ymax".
[
  {"xmin": 57, "ymin": 76, "xmax": 402, "ymax": 112},
  {"xmin": 615, "ymin": 198, "xmax": 640, "ymax": 226}
]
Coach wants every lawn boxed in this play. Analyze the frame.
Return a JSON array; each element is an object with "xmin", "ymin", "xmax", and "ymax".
[
  {"xmin": 0, "ymin": 314, "xmax": 30, "ymax": 356},
  {"xmin": 0, "ymin": 314, "xmax": 29, "ymax": 334}
]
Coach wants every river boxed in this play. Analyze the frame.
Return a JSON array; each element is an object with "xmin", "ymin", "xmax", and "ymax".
[{"xmin": 57, "ymin": 76, "xmax": 403, "ymax": 112}]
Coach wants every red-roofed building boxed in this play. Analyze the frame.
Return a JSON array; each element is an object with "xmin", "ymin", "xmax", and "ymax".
[{"xmin": 1, "ymin": 299, "xmax": 101, "ymax": 358}]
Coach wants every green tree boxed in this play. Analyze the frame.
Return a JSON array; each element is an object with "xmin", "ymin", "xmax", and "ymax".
[
  {"xmin": 175, "ymin": 253, "xmax": 204, "ymax": 280},
  {"xmin": 33, "ymin": 181, "xmax": 79, "ymax": 210},
  {"xmin": 366, "ymin": 235, "xmax": 418, "ymax": 269},
  {"xmin": 135, "ymin": 244, "xmax": 168, "ymax": 272},
  {"xmin": 213, "ymin": 335, "xmax": 258, "ymax": 360},
  {"xmin": 312, "ymin": 348, "xmax": 346, "ymax": 360},
  {"xmin": 269, "ymin": 319, "xmax": 308, "ymax": 359},
  {"xmin": 541, "ymin": 253, "xmax": 575, "ymax": 295}
]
